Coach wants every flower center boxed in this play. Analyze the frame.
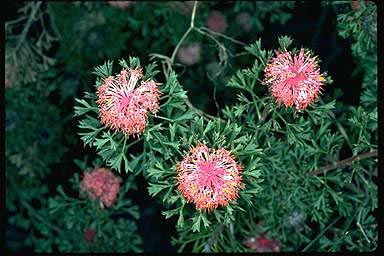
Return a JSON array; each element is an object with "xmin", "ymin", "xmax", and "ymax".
[
  {"xmin": 198, "ymin": 160, "xmax": 225, "ymax": 189},
  {"xmin": 287, "ymin": 68, "xmax": 306, "ymax": 87},
  {"xmin": 118, "ymin": 93, "xmax": 134, "ymax": 113}
]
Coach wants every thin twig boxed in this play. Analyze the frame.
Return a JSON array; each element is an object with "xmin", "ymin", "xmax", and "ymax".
[
  {"xmin": 197, "ymin": 26, "xmax": 246, "ymax": 46},
  {"xmin": 308, "ymin": 150, "xmax": 378, "ymax": 176},
  {"xmin": 153, "ymin": 1, "xmax": 248, "ymax": 124},
  {"xmin": 169, "ymin": 1, "xmax": 198, "ymax": 66},
  {"xmin": 15, "ymin": 2, "xmax": 43, "ymax": 51}
]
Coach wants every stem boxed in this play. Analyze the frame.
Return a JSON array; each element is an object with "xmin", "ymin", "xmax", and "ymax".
[
  {"xmin": 197, "ymin": 26, "xmax": 246, "ymax": 46},
  {"xmin": 15, "ymin": 2, "xmax": 43, "ymax": 51},
  {"xmin": 156, "ymin": 115, "xmax": 175, "ymax": 123},
  {"xmin": 308, "ymin": 150, "xmax": 378, "ymax": 176},
  {"xmin": 169, "ymin": 1, "xmax": 198, "ymax": 66}
]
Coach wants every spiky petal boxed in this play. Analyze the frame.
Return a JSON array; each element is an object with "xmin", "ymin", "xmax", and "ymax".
[
  {"xmin": 176, "ymin": 143, "xmax": 244, "ymax": 212},
  {"xmin": 264, "ymin": 48, "xmax": 325, "ymax": 110}
]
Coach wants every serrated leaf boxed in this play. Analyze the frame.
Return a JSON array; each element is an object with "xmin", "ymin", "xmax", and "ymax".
[
  {"xmin": 278, "ymin": 35, "xmax": 294, "ymax": 50},
  {"xmin": 191, "ymin": 215, "xmax": 201, "ymax": 232},
  {"xmin": 148, "ymin": 182, "xmax": 171, "ymax": 197},
  {"xmin": 175, "ymin": 111, "xmax": 195, "ymax": 122},
  {"xmin": 92, "ymin": 60, "xmax": 113, "ymax": 78},
  {"xmin": 162, "ymin": 207, "xmax": 181, "ymax": 219}
]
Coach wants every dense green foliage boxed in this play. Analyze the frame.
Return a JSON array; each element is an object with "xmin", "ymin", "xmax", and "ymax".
[{"xmin": 6, "ymin": 1, "xmax": 377, "ymax": 253}]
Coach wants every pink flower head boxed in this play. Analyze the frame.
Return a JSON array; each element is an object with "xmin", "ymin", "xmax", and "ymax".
[
  {"xmin": 206, "ymin": 11, "xmax": 228, "ymax": 33},
  {"xmin": 80, "ymin": 167, "xmax": 121, "ymax": 208},
  {"xmin": 84, "ymin": 228, "xmax": 97, "ymax": 243},
  {"xmin": 264, "ymin": 48, "xmax": 325, "ymax": 110},
  {"xmin": 244, "ymin": 236, "xmax": 281, "ymax": 252},
  {"xmin": 176, "ymin": 143, "xmax": 244, "ymax": 212},
  {"xmin": 96, "ymin": 67, "xmax": 161, "ymax": 137},
  {"xmin": 177, "ymin": 42, "xmax": 202, "ymax": 66}
]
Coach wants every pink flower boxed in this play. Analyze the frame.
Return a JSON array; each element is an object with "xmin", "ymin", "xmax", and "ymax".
[
  {"xmin": 80, "ymin": 167, "xmax": 121, "ymax": 208},
  {"xmin": 84, "ymin": 228, "xmax": 97, "ymax": 243},
  {"xmin": 108, "ymin": 1, "xmax": 132, "ymax": 9},
  {"xmin": 176, "ymin": 143, "xmax": 244, "ymax": 212},
  {"xmin": 206, "ymin": 11, "xmax": 228, "ymax": 33},
  {"xmin": 96, "ymin": 67, "xmax": 161, "ymax": 137},
  {"xmin": 177, "ymin": 42, "xmax": 202, "ymax": 66},
  {"xmin": 244, "ymin": 235, "xmax": 281, "ymax": 252},
  {"xmin": 264, "ymin": 48, "xmax": 325, "ymax": 110}
]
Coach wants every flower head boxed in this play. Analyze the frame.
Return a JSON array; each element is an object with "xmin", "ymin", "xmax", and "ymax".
[
  {"xmin": 264, "ymin": 48, "xmax": 325, "ymax": 110},
  {"xmin": 96, "ymin": 67, "xmax": 161, "ymax": 137},
  {"xmin": 177, "ymin": 42, "xmax": 202, "ymax": 66},
  {"xmin": 176, "ymin": 143, "xmax": 244, "ymax": 212},
  {"xmin": 84, "ymin": 228, "xmax": 97, "ymax": 243},
  {"xmin": 244, "ymin": 235, "xmax": 281, "ymax": 252},
  {"xmin": 206, "ymin": 11, "xmax": 228, "ymax": 33},
  {"xmin": 80, "ymin": 167, "xmax": 121, "ymax": 208}
]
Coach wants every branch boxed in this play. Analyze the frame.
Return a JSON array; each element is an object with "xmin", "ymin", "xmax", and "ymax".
[
  {"xmin": 14, "ymin": 2, "xmax": 43, "ymax": 51},
  {"xmin": 308, "ymin": 149, "xmax": 378, "ymax": 176},
  {"xmin": 154, "ymin": 1, "xmax": 247, "ymax": 124},
  {"xmin": 169, "ymin": 1, "xmax": 198, "ymax": 66},
  {"xmin": 197, "ymin": 26, "xmax": 246, "ymax": 46}
]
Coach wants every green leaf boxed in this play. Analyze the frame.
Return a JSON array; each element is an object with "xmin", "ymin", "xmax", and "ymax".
[
  {"xmin": 278, "ymin": 35, "xmax": 294, "ymax": 50},
  {"xmin": 174, "ymin": 111, "xmax": 195, "ymax": 122},
  {"xmin": 92, "ymin": 60, "xmax": 113, "ymax": 78},
  {"xmin": 177, "ymin": 210, "xmax": 184, "ymax": 228},
  {"xmin": 148, "ymin": 182, "xmax": 171, "ymax": 197},
  {"xmin": 162, "ymin": 207, "xmax": 181, "ymax": 219},
  {"xmin": 108, "ymin": 153, "xmax": 123, "ymax": 172},
  {"xmin": 200, "ymin": 213, "xmax": 211, "ymax": 229},
  {"xmin": 191, "ymin": 215, "xmax": 202, "ymax": 232}
]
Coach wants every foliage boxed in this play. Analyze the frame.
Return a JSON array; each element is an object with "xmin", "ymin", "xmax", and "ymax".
[
  {"xmin": 5, "ymin": 2, "xmax": 58, "ymax": 87},
  {"xmin": 233, "ymin": 1, "xmax": 295, "ymax": 31},
  {"xmin": 6, "ymin": 1, "xmax": 377, "ymax": 253},
  {"xmin": 9, "ymin": 167, "xmax": 143, "ymax": 253}
]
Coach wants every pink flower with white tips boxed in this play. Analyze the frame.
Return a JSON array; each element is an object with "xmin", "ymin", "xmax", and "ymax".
[
  {"xmin": 264, "ymin": 48, "xmax": 325, "ymax": 110},
  {"xmin": 176, "ymin": 143, "xmax": 244, "ymax": 212},
  {"xmin": 96, "ymin": 67, "xmax": 161, "ymax": 137}
]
